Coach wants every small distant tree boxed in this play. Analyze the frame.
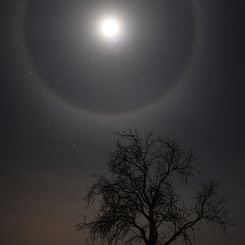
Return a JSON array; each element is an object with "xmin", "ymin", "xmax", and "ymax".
[{"xmin": 76, "ymin": 129, "xmax": 232, "ymax": 245}]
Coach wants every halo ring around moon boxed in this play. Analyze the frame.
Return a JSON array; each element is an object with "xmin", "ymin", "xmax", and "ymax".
[{"xmin": 22, "ymin": 0, "xmax": 198, "ymax": 117}]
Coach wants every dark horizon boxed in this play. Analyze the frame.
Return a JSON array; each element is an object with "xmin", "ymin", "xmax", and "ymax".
[{"xmin": 1, "ymin": 1, "xmax": 244, "ymax": 244}]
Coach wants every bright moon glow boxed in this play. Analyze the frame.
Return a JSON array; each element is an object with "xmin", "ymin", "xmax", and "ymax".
[{"xmin": 99, "ymin": 17, "xmax": 121, "ymax": 39}]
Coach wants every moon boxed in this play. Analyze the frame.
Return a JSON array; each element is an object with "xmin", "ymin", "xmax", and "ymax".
[{"xmin": 98, "ymin": 17, "xmax": 121, "ymax": 40}]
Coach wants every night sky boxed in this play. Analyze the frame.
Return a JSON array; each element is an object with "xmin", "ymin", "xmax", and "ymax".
[{"xmin": 1, "ymin": 1, "xmax": 244, "ymax": 244}]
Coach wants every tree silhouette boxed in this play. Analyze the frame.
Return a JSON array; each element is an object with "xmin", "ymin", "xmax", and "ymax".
[{"xmin": 76, "ymin": 129, "xmax": 232, "ymax": 245}]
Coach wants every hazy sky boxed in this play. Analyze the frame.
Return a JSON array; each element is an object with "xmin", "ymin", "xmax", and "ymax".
[{"xmin": 1, "ymin": 1, "xmax": 244, "ymax": 244}]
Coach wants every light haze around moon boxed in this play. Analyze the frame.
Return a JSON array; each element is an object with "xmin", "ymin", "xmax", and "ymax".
[{"xmin": 24, "ymin": 0, "xmax": 196, "ymax": 114}]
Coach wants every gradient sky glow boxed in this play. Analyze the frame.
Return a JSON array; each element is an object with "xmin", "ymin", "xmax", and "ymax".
[{"xmin": 0, "ymin": 1, "xmax": 244, "ymax": 245}]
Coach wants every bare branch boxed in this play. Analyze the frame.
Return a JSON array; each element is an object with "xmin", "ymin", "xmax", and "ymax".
[{"xmin": 77, "ymin": 129, "xmax": 232, "ymax": 245}]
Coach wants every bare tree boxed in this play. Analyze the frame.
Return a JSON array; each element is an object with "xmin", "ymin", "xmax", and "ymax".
[{"xmin": 76, "ymin": 129, "xmax": 232, "ymax": 245}]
